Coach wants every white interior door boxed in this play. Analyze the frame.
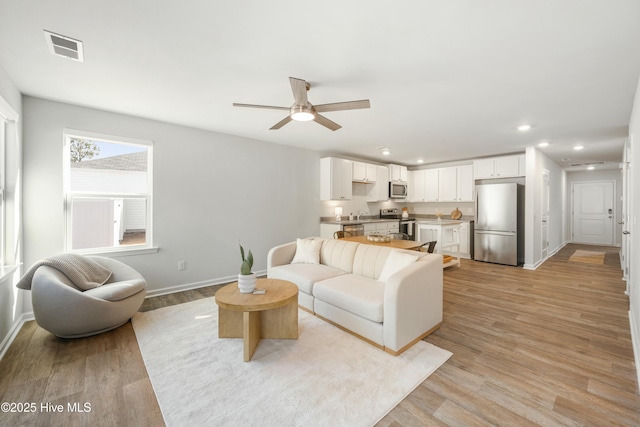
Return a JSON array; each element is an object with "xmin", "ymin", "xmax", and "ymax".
[
  {"xmin": 622, "ymin": 139, "xmax": 631, "ymax": 291},
  {"xmin": 572, "ymin": 181, "xmax": 614, "ymax": 245},
  {"xmin": 541, "ymin": 170, "xmax": 550, "ymax": 260}
]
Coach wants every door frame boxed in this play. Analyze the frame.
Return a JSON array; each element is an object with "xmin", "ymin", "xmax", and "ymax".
[
  {"xmin": 541, "ymin": 169, "xmax": 550, "ymax": 261},
  {"xmin": 570, "ymin": 179, "xmax": 616, "ymax": 245},
  {"xmin": 622, "ymin": 139, "xmax": 631, "ymax": 293}
]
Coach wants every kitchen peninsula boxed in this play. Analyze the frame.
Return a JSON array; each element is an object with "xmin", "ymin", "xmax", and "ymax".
[{"xmin": 416, "ymin": 220, "xmax": 464, "ymax": 268}]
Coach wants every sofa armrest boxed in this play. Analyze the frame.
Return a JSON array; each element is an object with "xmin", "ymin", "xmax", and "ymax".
[
  {"xmin": 267, "ymin": 241, "xmax": 297, "ymax": 274},
  {"xmin": 382, "ymin": 254, "xmax": 443, "ymax": 353}
]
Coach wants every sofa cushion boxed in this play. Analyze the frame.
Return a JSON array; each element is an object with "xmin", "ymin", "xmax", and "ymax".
[
  {"xmin": 268, "ymin": 264, "xmax": 346, "ymax": 295},
  {"xmin": 291, "ymin": 238, "xmax": 323, "ymax": 264},
  {"xmin": 313, "ymin": 274, "xmax": 385, "ymax": 323},
  {"xmin": 319, "ymin": 239, "xmax": 359, "ymax": 273},
  {"xmin": 378, "ymin": 250, "xmax": 419, "ymax": 283},
  {"xmin": 352, "ymin": 245, "xmax": 393, "ymax": 279}
]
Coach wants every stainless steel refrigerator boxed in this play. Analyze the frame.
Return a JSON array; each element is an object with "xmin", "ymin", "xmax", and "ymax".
[{"xmin": 474, "ymin": 183, "xmax": 524, "ymax": 266}]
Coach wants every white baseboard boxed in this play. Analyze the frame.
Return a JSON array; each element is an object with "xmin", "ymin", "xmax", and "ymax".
[
  {"xmin": 629, "ymin": 308, "xmax": 640, "ymax": 393},
  {"xmin": 0, "ymin": 312, "xmax": 35, "ymax": 362},
  {"xmin": 523, "ymin": 259, "xmax": 544, "ymax": 270},
  {"xmin": 144, "ymin": 269, "xmax": 267, "ymax": 298},
  {"xmin": 0, "ymin": 270, "xmax": 269, "ymax": 362}
]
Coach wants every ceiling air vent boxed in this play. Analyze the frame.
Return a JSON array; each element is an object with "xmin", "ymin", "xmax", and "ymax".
[
  {"xmin": 44, "ymin": 30, "xmax": 84, "ymax": 62},
  {"xmin": 569, "ymin": 161, "xmax": 605, "ymax": 167}
]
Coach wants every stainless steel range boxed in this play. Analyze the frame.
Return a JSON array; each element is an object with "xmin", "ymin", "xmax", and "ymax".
[{"xmin": 380, "ymin": 208, "xmax": 416, "ymax": 240}]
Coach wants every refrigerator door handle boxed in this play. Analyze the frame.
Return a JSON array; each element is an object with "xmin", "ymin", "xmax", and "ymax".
[{"xmin": 475, "ymin": 230, "xmax": 516, "ymax": 236}]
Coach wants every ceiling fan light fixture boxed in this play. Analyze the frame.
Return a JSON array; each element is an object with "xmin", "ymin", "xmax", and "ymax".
[{"xmin": 290, "ymin": 105, "xmax": 315, "ymax": 122}]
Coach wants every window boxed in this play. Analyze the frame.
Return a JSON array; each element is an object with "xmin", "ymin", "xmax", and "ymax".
[
  {"xmin": 0, "ymin": 119, "xmax": 6, "ymax": 266},
  {"xmin": 63, "ymin": 129, "xmax": 153, "ymax": 253}
]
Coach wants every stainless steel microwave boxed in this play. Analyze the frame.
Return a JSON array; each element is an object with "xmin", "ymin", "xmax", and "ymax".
[{"xmin": 389, "ymin": 181, "xmax": 408, "ymax": 199}]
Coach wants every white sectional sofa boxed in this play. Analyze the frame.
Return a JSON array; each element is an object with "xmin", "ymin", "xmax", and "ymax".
[{"xmin": 267, "ymin": 237, "xmax": 443, "ymax": 355}]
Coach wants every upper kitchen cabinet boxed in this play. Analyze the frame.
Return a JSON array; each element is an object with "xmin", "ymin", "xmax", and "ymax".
[
  {"xmin": 424, "ymin": 169, "xmax": 439, "ymax": 201},
  {"xmin": 410, "ymin": 165, "xmax": 472, "ymax": 203},
  {"xmin": 367, "ymin": 165, "xmax": 389, "ymax": 202},
  {"xmin": 409, "ymin": 169, "xmax": 439, "ymax": 202},
  {"xmin": 389, "ymin": 164, "xmax": 408, "ymax": 182},
  {"xmin": 352, "ymin": 161, "xmax": 377, "ymax": 183},
  {"xmin": 474, "ymin": 155, "xmax": 525, "ymax": 179},
  {"xmin": 439, "ymin": 165, "xmax": 474, "ymax": 202},
  {"xmin": 321, "ymin": 157, "xmax": 352, "ymax": 201}
]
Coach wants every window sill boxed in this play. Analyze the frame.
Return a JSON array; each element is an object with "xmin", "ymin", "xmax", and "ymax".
[{"xmin": 73, "ymin": 247, "xmax": 159, "ymax": 257}]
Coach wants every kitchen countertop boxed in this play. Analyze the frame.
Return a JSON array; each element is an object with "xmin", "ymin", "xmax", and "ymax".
[
  {"xmin": 415, "ymin": 219, "xmax": 463, "ymax": 226},
  {"xmin": 320, "ymin": 217, "xmax": 401, "ymax": 225}
]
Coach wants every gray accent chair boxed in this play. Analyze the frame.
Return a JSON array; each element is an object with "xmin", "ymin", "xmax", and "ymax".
[{"xmin": 31, "ymin": 256, "xmax": 147, "ymax": 338}]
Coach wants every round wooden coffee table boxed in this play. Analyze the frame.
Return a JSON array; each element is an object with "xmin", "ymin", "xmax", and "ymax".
[{"xmin": 215, "ymin": 278, "xmax": 298, "ymax": 362}]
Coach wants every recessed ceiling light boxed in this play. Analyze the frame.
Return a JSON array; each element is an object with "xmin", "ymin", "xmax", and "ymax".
[
  {"xmin": 417, "ymin": 159, "xmax": 424, "ymax": 164},
  {"xmin": 587, "ymin": 166, "xmax": 595, "ymax": 170},
  {"xmin": 538, "ymin": 141, "xmax": 549, "ymax": 147},
  {"xmin": 517, "ymin": 124, "xmax": 531, "ymax": 132},
  {"xmin": 381, "ymin": 149, "xmax": 391, "ymax": 156},
  {"xmin": 574, "ymin": 145, "xmax": 584, "ymax": 150}
]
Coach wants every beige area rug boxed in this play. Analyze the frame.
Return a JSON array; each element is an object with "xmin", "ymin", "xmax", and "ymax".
[
  {"xmin": 569, "ymin": 249, "xmax": 606, "ymax": 264},
  {"xmin": 132, "ymin": 298, "xmax": 451, "ymax": 426}
]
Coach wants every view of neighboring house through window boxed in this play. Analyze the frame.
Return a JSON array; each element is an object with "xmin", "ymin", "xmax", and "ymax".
[{"xmin": 64, "ymin": 130, "xmax": 153, "ymax": 252}]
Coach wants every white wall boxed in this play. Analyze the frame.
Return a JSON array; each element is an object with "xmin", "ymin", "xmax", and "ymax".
[
  {"xmin": 0, "ymin": 64, "xmax": 24, "ymax": 357},
  {"xmin": 22, "ymin": 96, "xmax": 320, "ymax": 297},
  {"xmin": 628, "ymin": 75, "xmax": 640, "ymax": 388},
  {"xmin": 566, "ymin": 169, "xmax": 623, "ymax": 246},
  {"xmin": 524, "ymin": 147, "xmax": 567, "ymax": 269}
]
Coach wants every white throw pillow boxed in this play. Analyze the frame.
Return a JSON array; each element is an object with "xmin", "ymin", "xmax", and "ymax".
[
  {"xmin": 378, "ymin": 250, "xmax": 418, "ymax": 283},
  {"xmin": 291, "ymin": 238, "xmax": 322, "ymax": 264}
]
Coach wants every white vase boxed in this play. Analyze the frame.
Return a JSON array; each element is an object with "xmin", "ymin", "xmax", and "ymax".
[{"xmin": 237, "ymin": 273, "xmax": 257, "ymax": 293}]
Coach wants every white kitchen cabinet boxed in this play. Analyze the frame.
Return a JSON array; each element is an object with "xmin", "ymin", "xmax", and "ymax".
[
  {"xmin": 389, "ymin": 164, "xmax": 407, "ymax": 182},
  {"xmin": 456, "ymin": 164, "xmax": 474, "ymax": 201},
  {"xmin": 438, "ymin": 167, "xmax": 458, "ymax": 201},
  {"xmin": 411, "ymin": 165, "xmax": 473, "ymax": 203},
  {"xmin": 473, "ymin": 155, "xmax": 525, "ymax": 179},
  {"xmin": 364, "ymin": 223, "xmax": 377, "ymax": 235},
  {"xmin": 321, "ymin": 157, "xmax": 352, "ymax": 201},
  {"xmin": 408, "ymin": 170, "xmax": 424, "ymax": 202},
  {"xmin": 425, "ymin": 169, "xmax": 439, "ymax": 202},
  {"xmin": 364, "ymin": 220, "xmax": 399, "ymax": 235},
  {"xmin": 353, "ymin": 161, "xmax": 377, "ymax": 183},
  {"xmin": 409, "ymin": 169, "xmax": 437, "ymax": 202},
  {"xmin": 367, "ymin": 165, "xmax": 389, "ymax": 202},
  {"xmin": 440, "ymin": 164, "xmax": 474, "ymax": 202},
  {"xmin": 416, "ymin": 221, "xmax": 461, "ymax": 267}
]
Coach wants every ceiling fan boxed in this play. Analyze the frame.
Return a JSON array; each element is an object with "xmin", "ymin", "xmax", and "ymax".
[{"xmin": 233, "ymin": 77, "xmax": 371, "ymax": 131}]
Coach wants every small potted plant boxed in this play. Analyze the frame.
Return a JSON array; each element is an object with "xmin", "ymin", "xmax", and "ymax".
[{"xmin": 238, "ymin": 243, "xmax": 257, "ymax": 293}]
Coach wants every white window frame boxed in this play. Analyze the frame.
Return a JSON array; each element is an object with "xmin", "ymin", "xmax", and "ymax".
[
  {"xmin": 0, "ymin": 119, "xmax": 6, "ymax": 266},
  {"xmin": 63, "ymin": 129, "xmax": 156, "ymax": 255}
]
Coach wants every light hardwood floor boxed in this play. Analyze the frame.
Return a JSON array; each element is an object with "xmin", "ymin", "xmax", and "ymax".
[{"xmin": 0, "ymin": 244, "xmax": 638, "ymax": 426}]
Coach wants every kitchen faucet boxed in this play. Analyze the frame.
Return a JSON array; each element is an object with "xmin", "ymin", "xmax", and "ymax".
[{"xmin": 357, "ymin": 209, "xmax": 369, "ymax": 220}]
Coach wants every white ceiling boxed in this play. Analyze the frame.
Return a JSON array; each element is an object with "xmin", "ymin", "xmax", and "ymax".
[{"xmin": 1, "ymin": 1, "xmax": 639, "ymax": 170}]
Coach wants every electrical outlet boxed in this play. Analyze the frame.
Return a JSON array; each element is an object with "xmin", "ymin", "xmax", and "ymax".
[{"xmin": 178, "ymin": 260, "xmax": 186, "ymax": 271}]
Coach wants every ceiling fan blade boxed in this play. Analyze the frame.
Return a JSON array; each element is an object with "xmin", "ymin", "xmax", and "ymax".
[
  {"xmin": 289, "ymin": 77, "xmax": 309, "ymax": 106},
  {"xmin": 314, "ymin": 99, "xmax": 371, "ymax": 113},
  {"xmin": 233, "ymin": 103, "xmax": 289, "ymax": 111},
  {"xmin": 270, "ymin": 115, "xmax": 293, "ymax": 130},
  {"xmin": 313, "ymin": 113, "xmax": 341, "ymax": 131}
]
